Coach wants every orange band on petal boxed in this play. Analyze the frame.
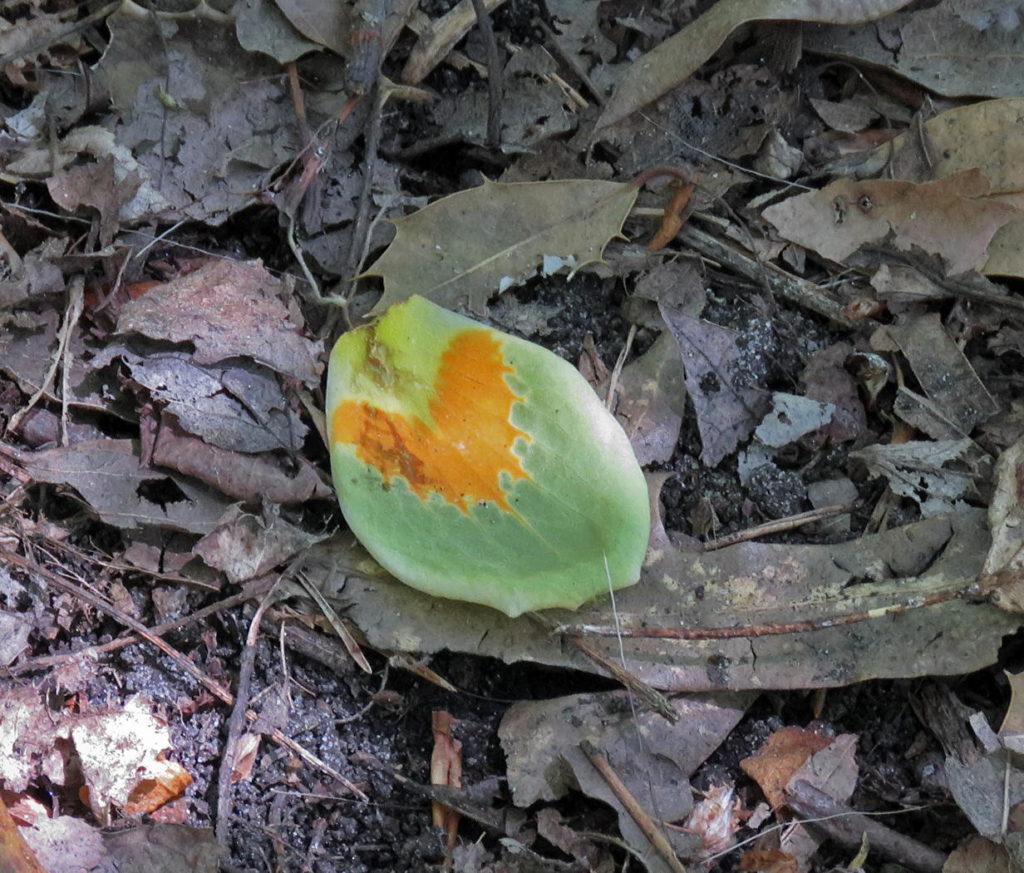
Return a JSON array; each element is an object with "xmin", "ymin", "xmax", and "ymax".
[{"xmin": 332, "ymin": 329, "xmax": 531, "ymax": 513}]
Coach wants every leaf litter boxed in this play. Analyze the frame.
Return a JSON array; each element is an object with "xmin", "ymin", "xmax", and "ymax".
[{"xmin": 2, "ymin": 1, "xmax": 1024, "ymax": 871}]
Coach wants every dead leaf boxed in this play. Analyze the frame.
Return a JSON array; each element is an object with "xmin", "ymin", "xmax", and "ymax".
[
  {"xmin": 799, "ymin": 342, "xmax": 867, "ymax": 446},
  {"xmin": 193, "ymin": 506, "xmax": 327, "ymax": 584},
  {"xmin": 613, "ymin": 333, "xmax": 685, "ymax": 465},
  {"xmin": 229, "ymin": 733, "xmax": 261, "ymax": 784},
  {"xmin": 740, "ymin": 727, "xmax": 831, "ymax": 811},
  {"xmin": 12, "ymin": 439, "xmax": 232, "ymax": 534},
  {"xmin": 99, "ymin": 347, "xmax": 308, "ymax": 454},
  {"xmin": 853, "ymin": 97, "xmax": 1024, "ymax": 278},
  {"xmin": 978, "ymin": 435, "xmax": 1024, "ymax": 611},
  {"xmin": 102, "ymin": 824, "xmax": 219, "ymax": 873},
  {"xmin": 804, "ymin": 1, "xmax": 1024, "ymax": 99},
  {"xmin": 0, "ymin": 239, "xmax": 65, "ymax": 309},
  {"xmin": 659, "ymin": 303, "xmax": 768, "ymax": 467},
  {"xmin": 272, "ymin": 0, "xmax": 349, "ymax": 55},
  {"xmin": 55, "ymin": 694, "xmax": 188, "ymax": 825},
  {"xmin": 850, "ymin": 438, "xmax": 988, "ymax": 517},
  {"xmin": 365, "ymin": 178, "xmax": 639, "ymax": 314},
  {"xmin": 46, "ymin": 156, "xmax": 140, "ymax": 248},
  {"xmin": 683, "ymin": 784, "xmax": 742, "ymax": 856},
  {"xmin": 884, "ymin": 313, "xmax": 999, "ymax": 437},
  {"xmin": 763, "ymin": 170, "xmax": 1021, "ymax": 275},
  {"xmin": 739, "ymin": 849, "xmax": 799, "ymax": 873},
  {"xmin": 943, "ymin": 836, "xmax": 1016, "ymax": 873},
  {"xmin": 17, "ymin": 813, "xmax": 106, "ymax": 873},
  {"xmin": 597, "ymin": 0, "xmax": 915, "ymax": 130},
  {"xmin": 116, "ymin": 259, "xmax": 322, "ymax": 384},
  {"xmin": 235, "ymin": 0, "xmax": 321, "ymax": 63},
  {"xmin": 91, "ymin": 4, "xmax": 300, "ymax": 225},
  {"xmin": 500, "ymin": 690, "xmax": 750, "ymax": 867},
  {"xmin": 151, "ymin": 416, "xmax": 331, "ymax": 505},
  {"xmin": 317, "ymin": 509, "xmax": 1018, "ymax": 692}
]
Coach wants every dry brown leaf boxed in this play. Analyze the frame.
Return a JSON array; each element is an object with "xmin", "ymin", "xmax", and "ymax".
[
  {"xmin": 116, "ymin": 259, "xmax": 322, "ymax": 384},
  {"xmin": 12, "ymin": 439, "xmax": 232, "ymax": 535},
  {"xmin": 978, "ymin": 435, "xmax": 1024, "ymax": 611},
  {"xmin": 659, "ymin": 303, "xmax": 768, "ymax": 467},
  {"xmin": 740, "ymin": 727, "xmax": 831, "ymax": 811},
  {"xmin": 321, "ymin": 509, "xmax": 1019, "ymax": 692},
  {"xmin": 597, "ymin": 0, "xmax": 914, "ymax": 130},
  {"xmin": 804, "ymin": 1, "xmax": 1024, "ymax": 100},
  {"xmin": 854, "ymin": 97, "xmax": 1024, "ymax": 277},
  {"xmin": 151, "ymin": 416, "xmax": 331, "ymax": 505},
  {"xmin": 365, "ymin": 178, "xmax": 639, "ymax": 314},
  {"xmin": 763, "ymin": 169, "xmax": 1021, "ymax": 275}
]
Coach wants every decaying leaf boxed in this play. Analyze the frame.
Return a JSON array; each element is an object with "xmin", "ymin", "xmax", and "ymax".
[
  {"xmin": 612, "ymin": 332, "xmax": 686, "ymax": 466},
  {"xmin": 597, "ymin": 0, "xmax": 914, "ymax": 130},
  {"xmin": 364, "ymin": 179, "xmax": 639, "ymax": 314},
  {"xmin": 659, "ymin": 302, "xmax": 768, "ymax": 467},
  {"xmin": 11, "ymin": 439, "xmax": 232, "ymax": 534},
  {"xmin": 882, "ymin": 313, "xmax": 999, "ymax": 438},
  {"xmin": 854, "ymin": 97, "xmax": 1024, "ymax": 277},
  {"xmin": 116, "ymin": 259, "xmax": 322, "ymax": 384},
  {"xmin": 850, "ymin": 439, "xmax": 988, "ymax": 517},
  {"xmin": 804, "ymin": 0, "xmax": 1024, "ymax": 100},
  {"xmin": 326, "ymin": 296, "xmax": 649, "ymax": 616},
  {"xmin": 763, "ymin": 170, "xmax": 1022, "ymax": 275},
  {"xmin": 500, "ymin": 690, "xmax": 750, "ymax": 867},
  {"xmin": 314, "ymin": 509, "xmax": 1018, "ymax": 691},
  {"xmin": 978, "ymin": 435, "xmax": 1024, "ymax": 611},
  {"xmin": 193, "ymin": 506, "xmax": 328, "ymax": 584}
]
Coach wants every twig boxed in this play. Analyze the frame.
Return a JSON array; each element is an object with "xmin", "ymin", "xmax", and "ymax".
[
  {"xmin": 537, "ymin": 18, "xmax": 603, "ymax": 105},
  {"xmin": 216, "ymin": 580, "xmax": 282, "ymax": 848},
  {"xmin": 402, "ymin": 0, "xmax": 509, "ymax": 85},
  {"xmin": 469, "ymin": 0, "xmax": 502, "ymax": 149},
  {"xmin": 294, "ymin": 571, "xmax": 372, "ymax": 673},
  {"xmin": 344, "ymin": 80, "xmax": 387, "ymax": 289},
  {"xmin": 0, "ymin": 546, "xmax": 368, "ymax": 801},
  {"xmin": 605, "ymin": 324, "xmax": 637, "ymax": 412},
  {"xmin": 553, "ymin": 585, "xmax": 965, "ymax": 641},
  {"xmin": 0, "ymin": 546, "xmax": 234, "ymax": 702},
  {"xmin": 8, "ymin": 275, "xmax": 84, "ymax": 436},
  {"xmin": 528, "ymin": 611, "xmax": 678, "ymax": 723},
  {"xmin": 9, "ymin": 586, "xmax": 265, "ymax": 675},
  {"xmin": 680, "ymin": 221, "xmax": 859, "ymax": 328},
  {"xmin": 579, "ymin": 740, "xmax": 690, "ymax": 873},
  {"xmin": 703, "ymin": 504, "xmax": 852, "ymax": 550},
  {"xmin": 786, "ymin": 780, "xmax": 946, "ymax": 873}
]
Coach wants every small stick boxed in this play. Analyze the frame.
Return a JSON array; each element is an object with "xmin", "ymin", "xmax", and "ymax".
[
  {"xmin": 554, "ymin": 586, "xmax": 964, "ymax": 641},
  {"xmin": 703, "ymin": 504, "xmax": 852, "ymax": 550},
  {"xmin": 216, "ymin": 580, "xmax": 281, "ymax": 848},
  {"xmin": 786, "ymin": 779, "xmax": 946, "ymax": 873},
  {"xmin": 579, "ymin": 740, "xmax": 690, "ymax": 873},
  {"xmin": 469, "ymin": 0, "xmax": 502, "ymax": 149},
  {"xmin": 402, "ymin": 0, "xmax": 508, "ymax": 84},
  {"xmin": 537, "ymin": 18, "xmax": 603, "ymax": 105},
  {"xmin": 529, "ymin": 611, "xmax": 678, "ymax": 723}
]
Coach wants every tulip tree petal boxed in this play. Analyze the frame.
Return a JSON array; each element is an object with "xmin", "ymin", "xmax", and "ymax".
[{"xmin": 326, "ymin": 295, "xmax": 650, "ymax": 617}]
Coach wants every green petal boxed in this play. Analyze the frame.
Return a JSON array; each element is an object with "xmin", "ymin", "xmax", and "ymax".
[{"xmin": 326, "ymin": 295, "xmax": 649, "ymax": 616}]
